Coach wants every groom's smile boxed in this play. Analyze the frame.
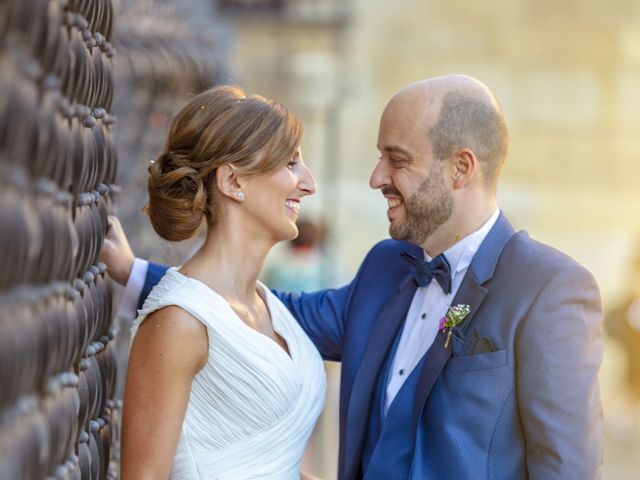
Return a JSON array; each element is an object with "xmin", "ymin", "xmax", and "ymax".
[{"xmin": 382, "ymin": 187, "xmax": 404, "ymax": 220}]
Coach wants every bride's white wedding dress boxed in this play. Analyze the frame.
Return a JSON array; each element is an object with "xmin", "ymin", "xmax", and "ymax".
[{"xmin": 131, "ymin": 267, "xmax": 327, "ymax": 479}]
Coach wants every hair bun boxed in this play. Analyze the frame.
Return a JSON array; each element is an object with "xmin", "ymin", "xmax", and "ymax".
[{"xmin": 146, "ymin": 150, "xmax": 207, "ymax": 241}]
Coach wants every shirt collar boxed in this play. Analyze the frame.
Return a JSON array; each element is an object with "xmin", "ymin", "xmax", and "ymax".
[{"xmin": 424, "ymin": 208, "xmax": 501, "ymax": 276}]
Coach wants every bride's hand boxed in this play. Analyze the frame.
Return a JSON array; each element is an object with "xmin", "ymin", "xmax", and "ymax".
[{"xmin": 300, "ymin": 472, "xmax": 323, "ymax": 480}]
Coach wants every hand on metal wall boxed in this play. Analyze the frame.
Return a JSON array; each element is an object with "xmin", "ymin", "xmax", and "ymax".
[{"xmin": 99, "ymin": 215, "xmax": 135, "ymax": 286}]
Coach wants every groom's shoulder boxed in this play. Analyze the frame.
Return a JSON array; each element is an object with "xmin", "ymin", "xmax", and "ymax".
[{"xmin": 506, "ymin": 230, "xmax": 594, "ymax": 279}]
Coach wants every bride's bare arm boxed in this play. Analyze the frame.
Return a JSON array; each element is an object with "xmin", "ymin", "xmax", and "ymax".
[{"xmin": 121, "ymin": 306, "xmax": 208, "ymax": 479}]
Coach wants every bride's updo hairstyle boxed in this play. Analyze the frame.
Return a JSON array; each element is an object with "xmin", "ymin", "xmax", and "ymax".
[{"xmin": 147, "ymin": 85, "xmax": 302, "ymax": 241}]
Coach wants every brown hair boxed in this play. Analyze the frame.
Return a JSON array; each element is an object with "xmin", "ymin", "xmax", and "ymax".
[{"xmin": 147, "ymin": 85, "xmax": 302, "ymax": 241}]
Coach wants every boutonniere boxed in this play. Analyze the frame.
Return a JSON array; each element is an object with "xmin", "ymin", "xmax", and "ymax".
[{"xmin": 439, "ymin": 304, "xmax": 471, "ymax": 349}]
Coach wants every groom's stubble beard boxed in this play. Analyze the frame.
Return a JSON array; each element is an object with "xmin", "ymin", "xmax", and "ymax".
[{"xmin": 389, "ymin": 161, "xmax": 454, "ymax": 246}]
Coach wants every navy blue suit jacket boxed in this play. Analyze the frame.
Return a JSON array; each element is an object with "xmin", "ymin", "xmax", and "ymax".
[{"xmin": 141, "ymin": 213, "xmax": 603, "ymax": 479}]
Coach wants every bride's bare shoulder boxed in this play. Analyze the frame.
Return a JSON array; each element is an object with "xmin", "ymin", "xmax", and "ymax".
[{"xmin": 133, "ymin": 305, "xmax": 208, "ymax": 373}]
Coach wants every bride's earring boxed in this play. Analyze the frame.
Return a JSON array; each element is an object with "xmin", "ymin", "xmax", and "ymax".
[{"xmin": 235, "ymin": 191, "xmax": 245, "ymax": 200}]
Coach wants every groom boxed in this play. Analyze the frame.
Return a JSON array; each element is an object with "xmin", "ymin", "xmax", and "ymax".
[{"xmin": 105, "ymin": 75, "xmax": 603, "ymax": 479}]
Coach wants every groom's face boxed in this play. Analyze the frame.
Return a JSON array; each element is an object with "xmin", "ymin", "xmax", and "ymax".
[{"xmin": 370, "ymin": 97, "xmax": 454, "ymax": 246}]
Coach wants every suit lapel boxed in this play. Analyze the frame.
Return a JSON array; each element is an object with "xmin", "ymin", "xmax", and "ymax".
[
  {"xmin": 343, "ymin": 276, "xmax": 417, "ymax": 480},
  {"xmin": 411, "ymin": 212, "xmax": 516, "ymax": 426}
]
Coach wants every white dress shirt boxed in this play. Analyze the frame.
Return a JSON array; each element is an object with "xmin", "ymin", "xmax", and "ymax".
[
  {"xmin": 384, "ymin": 208, "xmax": 500, "ymax": 412},
  {"xmin": 117, "ymin": 257, "xmax": 149, "ymax": 320}
]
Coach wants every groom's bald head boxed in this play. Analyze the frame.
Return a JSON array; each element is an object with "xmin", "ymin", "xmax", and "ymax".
[{"xmin": 390, "ymin": 75, "xmax": 509, "ymax": 190}]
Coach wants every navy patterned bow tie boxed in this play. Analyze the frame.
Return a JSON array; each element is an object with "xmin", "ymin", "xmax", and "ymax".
[{"xmin": 401, "ymin": 251, "xmax": 452, "ymax": 294}]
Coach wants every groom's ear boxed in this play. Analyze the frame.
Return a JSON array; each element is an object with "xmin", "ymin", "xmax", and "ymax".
[
  {"xmin": 216, "ymin": 164, "xmax": 245, "ymax": 201},
  {"xmin": 450, "ymin": 148, "xmax": 478, "ymax": 189}
]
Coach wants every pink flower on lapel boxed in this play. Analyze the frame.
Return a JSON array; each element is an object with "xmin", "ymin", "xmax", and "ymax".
[
  {"xmin": 440, "ymin": 304, "xmax": 471, "ymax": 348},
  {"xmin": 439, "ymin": 304, "xmax": 470, "ymax": 331}
]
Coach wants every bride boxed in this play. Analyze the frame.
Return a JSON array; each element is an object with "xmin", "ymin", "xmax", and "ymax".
[{"xmin": 120, "ymin": 85, "xmax": 326, "ymax": 479}]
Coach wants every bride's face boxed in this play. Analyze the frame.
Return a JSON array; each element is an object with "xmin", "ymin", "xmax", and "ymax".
[{"xmin": 243, "ymin": 149, "xmax": 316, "ymax": 242}]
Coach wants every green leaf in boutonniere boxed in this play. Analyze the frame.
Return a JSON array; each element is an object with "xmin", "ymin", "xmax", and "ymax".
[{"xmin": 439, "ymin": 304, "xmax": 471, "ymax": 349}]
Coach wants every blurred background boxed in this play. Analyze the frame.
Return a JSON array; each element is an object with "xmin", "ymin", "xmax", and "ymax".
[{"xmin": 1, "ymin": 0, "xmax": 639, "ymax": 478}]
